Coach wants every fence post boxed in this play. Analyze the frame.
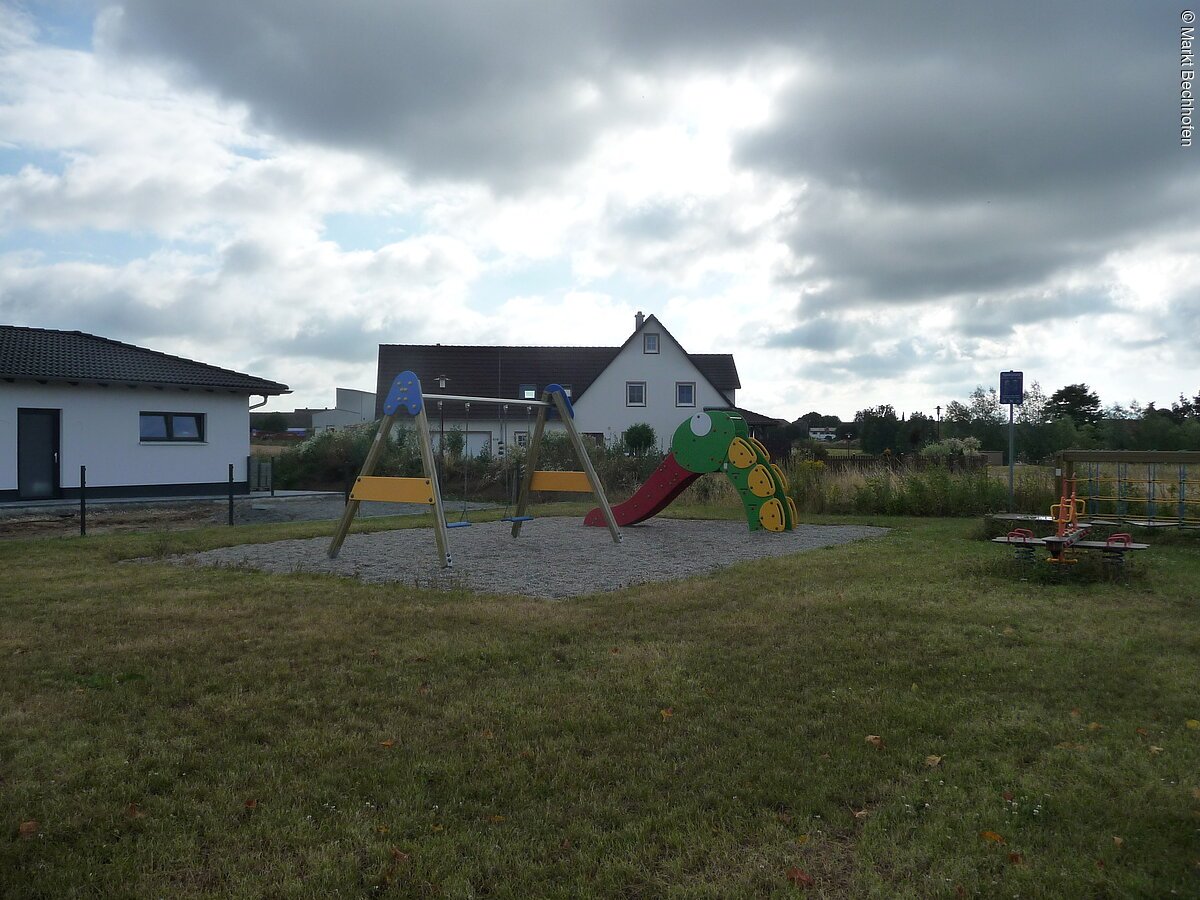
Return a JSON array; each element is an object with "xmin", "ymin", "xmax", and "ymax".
[
  {"xmin": 228, "ymin": 463, "xmax": 235, "ymax": 526},
  {"xmin": 269, "ymin": 456, "xmax": 275, "ymax": 497},
  {"xmin": 79, "ymin": 465, "xmax": 86, "ymax": 537}
]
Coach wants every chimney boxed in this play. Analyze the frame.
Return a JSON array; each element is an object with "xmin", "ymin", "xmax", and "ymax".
[{"xmin": 635, "ymin": 310, "xmax": 645, "ymax": 331}]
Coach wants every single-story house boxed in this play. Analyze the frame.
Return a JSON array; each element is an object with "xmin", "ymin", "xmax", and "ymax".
[
  {"xmin": 375, "ymin": 312, "xmax": 781, "ymax": 455},
  {"xmin": 1, "ymin": 325, "xmax": 289, "ymax": 501}
]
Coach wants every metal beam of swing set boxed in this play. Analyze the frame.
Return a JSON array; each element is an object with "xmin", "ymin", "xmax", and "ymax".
[{"xmin": 425, "ymin": 392, "xmax": 550, "ymax": 407}]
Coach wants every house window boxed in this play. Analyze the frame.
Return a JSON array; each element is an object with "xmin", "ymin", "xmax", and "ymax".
[
  {"xmin": 140, "ymin": 412, "xmax": 205, "ymax": 443},
  {"xmin": 515, "ymin": 431, "xmax": 529, "ymax": 448},
  {"xmin": 675, "ymin": 382, "xmax": 696, "ymax": 407},
  {"xmin": 626, "ymin": 382, "xmax": 646, "ymax": 407},
  {"xmin": 584, "ymin": 432, "xmax": 605, "ymax": 446},
  {"xmin": 643, "ymin": 333, "xmax": 659, "ymax": 354},
  {"xmin": 519, "ymin": 384, "xmax": 536, "ymax": 400},
  {"xmin": 561, "ymin": 384, "xmax": 572, "ymax": 397}
]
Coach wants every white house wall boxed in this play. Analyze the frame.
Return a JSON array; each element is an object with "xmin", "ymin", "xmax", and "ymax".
[
  {"xmin": 401, "ymin": 415, "xmax": 566, "ymax": 458},
  {"xmin": 0, "ymin": 382, "xmax": 251, "ymax": 496},
  {"xmin": 333, "ymin": 388, "xmax": 375, "ymax": 419},
  {"xmin": 573, "ymin": 327, "xmax": 732, "ymax": 450}
]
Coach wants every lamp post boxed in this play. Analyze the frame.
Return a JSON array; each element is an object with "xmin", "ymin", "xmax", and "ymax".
[
  {"xmin": 936, "ymin": 405, "xmax": 942, "ymax": 441},
  {"xmin": 436, "ymin": 375, "xmax": 448, "ymax": 462}
]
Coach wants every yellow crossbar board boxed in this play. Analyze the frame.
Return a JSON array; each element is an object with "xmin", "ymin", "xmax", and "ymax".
[
  {"xmin": 351, "ymin": 476, "xmax": 434, "ymax": 504},
  {"xmin": 529, "ymin": 470, "xmax": 593, "ymax": 493}
]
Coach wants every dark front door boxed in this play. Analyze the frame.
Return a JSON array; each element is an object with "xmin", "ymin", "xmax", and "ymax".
[{"xmin": 17, "ymin": 408, "xmax": 60, "ymax": 500}]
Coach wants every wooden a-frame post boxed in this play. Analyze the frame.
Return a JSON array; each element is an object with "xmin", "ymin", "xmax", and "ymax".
[
  {"xmin": 328, "ymin": 383, "xmax": 452, "ymax": 568},
  {"xmin": 510, "ymin": 386, "xmax": 621, "ymax": 544}
]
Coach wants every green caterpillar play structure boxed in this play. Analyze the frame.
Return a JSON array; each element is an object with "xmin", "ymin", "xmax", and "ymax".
[{"xmin": 585, "ymin": 410, "xmax": 797, "ymax": 532}]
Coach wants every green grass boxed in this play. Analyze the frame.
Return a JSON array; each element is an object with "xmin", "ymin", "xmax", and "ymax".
[{"xmin": 2, "ymin": 508, "xmax": 1199, "ymax": 898}]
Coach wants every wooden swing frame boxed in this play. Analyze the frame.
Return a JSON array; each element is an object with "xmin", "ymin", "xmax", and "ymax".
[{"xmin": 327, "ymin": 370, "xmax": 621, "ymax": 568}]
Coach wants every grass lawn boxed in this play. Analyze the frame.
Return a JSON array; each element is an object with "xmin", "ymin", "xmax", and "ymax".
[{"xmin": 2, "ymin": 508, "xmax": 1199, "ymax": 898}]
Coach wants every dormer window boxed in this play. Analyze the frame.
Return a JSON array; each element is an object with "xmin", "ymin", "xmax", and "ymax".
[
  {"xmin": 561, "ymin": 384, "xmax": 572, "ymax": 397},
  {"xmin": 519, "ymin": 384, "xmax": 536, "ymax": 400},
  {"xmin": 643, "ymin": 333, "xmax": 659, "ymax": 353}
]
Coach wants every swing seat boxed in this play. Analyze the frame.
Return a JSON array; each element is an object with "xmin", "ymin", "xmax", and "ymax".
[
  {"xmin": 446, "ymin": 521, "xmax": 472, "ymax": 529},
  {"xmin": 502, "ymin": 515, "xmax": 534, "ymax": 522}
]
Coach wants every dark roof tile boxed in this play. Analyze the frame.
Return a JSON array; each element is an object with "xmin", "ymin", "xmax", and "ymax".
[
  {"xmin": 0, "ymin": 325, "xmax": 289, "ymax": 394},
  {"xmin": 376, "ymin": 337, "xmax": 739, "ymax": 416}
]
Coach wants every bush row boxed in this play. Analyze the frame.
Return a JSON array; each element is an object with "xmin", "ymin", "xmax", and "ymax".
[{"xmin": 270, "ymin": 423, "xmax": 1059, "ymax": 517}]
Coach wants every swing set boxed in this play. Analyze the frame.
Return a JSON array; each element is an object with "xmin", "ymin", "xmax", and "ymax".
[{"xmin": 327, "ymin": 370, "xmax": 621, "ymax": 567}]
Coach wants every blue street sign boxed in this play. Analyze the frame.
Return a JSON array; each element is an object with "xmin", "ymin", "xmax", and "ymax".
[{"xmin": 999, "ymin": 370, "xmax": 1023, "ymax": 406}]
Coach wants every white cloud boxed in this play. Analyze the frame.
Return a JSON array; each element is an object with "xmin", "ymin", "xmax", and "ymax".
[{"xmin": 0, "ymin": 1, "xmax": 1195, "ymax": 422}]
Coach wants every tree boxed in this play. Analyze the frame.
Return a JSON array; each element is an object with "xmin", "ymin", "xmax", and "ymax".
[
  {"xmin": 898, "ymin": 412, "xmax": 937, "ymax": 451},
  {"xmin": 855, "ymin": 405, "xmax": 900, "ymax": 455},
  {"xmin": 943, "ymin": 387, "xmax": 1005, "ymax": 450},
  {"xmin": 1016, "ymin": 380, "xmax": 1049, "ymax": 425},
  {"xmin": 967, "ymin": 386, "xmax": 1005, "ymax": 426},
  {"xmin": 1171, "ymin": 392, "xmax": 1199, "ymax": 420},
  {"xmin": 258, "ymin": 412, "xmax": 288, "ymax": 433},
  {"xmin": 622, "ymin": 423, "xmax": 657, "ymax": 456},
  {"xmin": 1045, "ymin": 384, "xmax": 1102, "ymax": 427}
]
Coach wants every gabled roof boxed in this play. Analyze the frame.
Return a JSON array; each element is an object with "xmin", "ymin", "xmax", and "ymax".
[
  {"xmin": 0, "ymin": 325, "xmax": 289, "ymax": 395},
  {"xmin": 375, "ymin": 345, "xmax": 620, "ymax": 415},
  {"xmin": 613, "ymin": 314, "xmax": 741, "ymax": 398},
  {"xmin": 687, "ymin": 354, "xmax": 740, "ymax": 392},
  {"xmin": 376, "ymin": 320, "xmax": 740, "ymax": 415}
]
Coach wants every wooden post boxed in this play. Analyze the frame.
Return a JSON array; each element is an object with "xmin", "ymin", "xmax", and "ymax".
[
  {"xmin": 413, "ymin": 405, "xmax": 452, "ymax": 568},
  {"xmin": 510, "ymin": 400, "xmax": 549, "ymax": 537},
  {"xmin": 551, "ymin": 391, "xmax": 621, "ymax": 544},
  {"xmin": 328, "ymin": 412, "xmax": 398, "ymax": 558}
]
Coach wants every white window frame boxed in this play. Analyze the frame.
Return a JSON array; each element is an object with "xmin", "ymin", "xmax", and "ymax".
[
  {"xmin": 675, "ymin": 382, "xmax": 696, "ymax": 407},
  {"xmin": 519, "ymin": 384, "xmax": 536, "ymax": 400},
  {"xmin": 643, "ymin": 333, "xmax": 659, "ymax": 354},
  {"xmin": 626, "ymin": 381, "xmax": 647, "ymax": 407},
  {"xmin": 515, "ymin": 431, "xmax": 529, "ymax": 448}
]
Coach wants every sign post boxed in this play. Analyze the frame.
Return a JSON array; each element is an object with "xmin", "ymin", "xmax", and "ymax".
[{"xmin": 999, "ymin": 371, "xmax": 1024, "ymax": 510}]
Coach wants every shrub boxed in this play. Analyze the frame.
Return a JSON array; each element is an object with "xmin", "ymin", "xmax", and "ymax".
[
  {"xmin": 273, "ymin": 422, "xmax": 423, "ymax": 490},
  {"xmin": 622, "ymin": 423, "xmax": 657, "ymax": 456},
  {"xmin": 920, "ymin": 437, "xmax": 983, "ymax": 460}
]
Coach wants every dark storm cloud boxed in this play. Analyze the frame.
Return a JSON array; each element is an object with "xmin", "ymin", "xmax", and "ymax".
[
  {"xmin": 105, "ymin": 1, "xmax": 1192, "ymax": 336},
  {"xmin": 952, "ymin": 288, "xmax": 1117, "ymax": 339},
  {"xmin": 267, "ymin": 315, "xmax": 416, "ymax": 363},
  {"xmin": 765, "ymin": 314, "xmax": 858, "ymax": 350},
  {"xmin": 0, "ymin": 272, "xmax": 211, "ymax": 341},
  {"xmin": 794, "ymin": 340, "xmax": 931, "ymax": 380}
]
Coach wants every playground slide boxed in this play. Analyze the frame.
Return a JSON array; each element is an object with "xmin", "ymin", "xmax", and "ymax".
[
  {"xmin": 585, "ymin": 410, "xmax": 798, "ymax": 532},
  {"xmin": 583, "ymin": 453, "xmax": 700, "ymax": 527}
]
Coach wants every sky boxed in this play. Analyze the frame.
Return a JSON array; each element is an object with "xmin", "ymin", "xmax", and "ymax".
[{"xmin": 1, "ymin": 1, "xmax": 1197, "ymax": 420}]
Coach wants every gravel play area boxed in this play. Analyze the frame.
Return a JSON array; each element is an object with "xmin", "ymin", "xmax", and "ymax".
[{"xmin": 169, "ymin": 518, "xmax": 888, "ymax": 598}]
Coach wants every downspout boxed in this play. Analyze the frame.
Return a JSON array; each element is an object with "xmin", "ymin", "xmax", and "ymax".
[{"xmin": 249, "ymin": 394, "xmax": 269, "ymax": 410}]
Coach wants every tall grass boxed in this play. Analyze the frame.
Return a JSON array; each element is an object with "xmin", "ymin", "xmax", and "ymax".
[{"xmin": 675, "ymin": 461, "xmax": 1058, "ymax": 517}]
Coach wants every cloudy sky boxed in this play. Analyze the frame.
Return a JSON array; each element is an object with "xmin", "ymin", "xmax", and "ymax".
[{"xmin": 1, "ymin": 1, "xmax": 1196, "ymax": 419}]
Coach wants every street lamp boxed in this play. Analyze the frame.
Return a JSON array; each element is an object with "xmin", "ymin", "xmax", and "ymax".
[
  {"xmin": 936, "ymin": 405, "xmax": 942, "ymax": 441},
  {"xmin": 436, "ymin": 375, "xmax": 449, "ymax": 461}
]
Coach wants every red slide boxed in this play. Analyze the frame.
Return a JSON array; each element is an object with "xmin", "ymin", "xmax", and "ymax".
[{"xmin": 584, "ymin": 452, "xmax": 700, "ymax": 527}]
